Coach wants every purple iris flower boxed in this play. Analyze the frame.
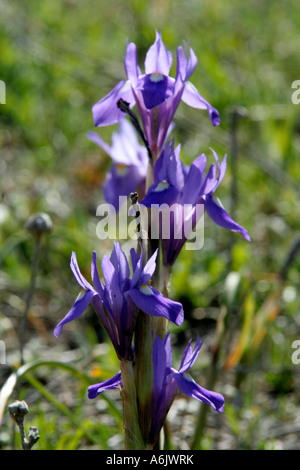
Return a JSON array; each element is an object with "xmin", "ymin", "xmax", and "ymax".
[
  {"xmin": 92, "ymin": 30, "xmax": 219, "ymax": 159},
  {"xmin": 53, "ymin": 242, "xmax": 184, "ymax": 360},
  {"xmin": 87, "ymin": 119, "xmax": 148, "ymax": 210},
  {"xmin": 141, "ymin": 139, "xmax": 251, "ymax": 266},
  {"xmin": 149, "ymin": 333, "xmax": 224, "ymax": 445},
  {"xmin": 88, "ymin": 333, "xmax": 224, "ymax": 445}
]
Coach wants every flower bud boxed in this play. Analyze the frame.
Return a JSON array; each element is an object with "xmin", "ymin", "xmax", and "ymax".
[{"xmin": 25, "ymin": 213, "xmax": 53, "ymax": 238}]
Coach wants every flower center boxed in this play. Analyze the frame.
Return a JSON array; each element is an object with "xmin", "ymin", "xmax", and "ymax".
[
  {"xmin": 149, "ymin": 73, "xmax": 165, "ymax": 83},
  {"xmin": 115, "ymin": 163, "xmax": 128, "ymax": 176},
  {"xmin": 139, "ymin": 284, "xmax": 154, "ymax": 295},
  {"xmin": 76, "ymin": 289, "xmax": 86, "ymax": 300},
  {"xmin": 154, "ymin": 181, "xmax": 170, "ymax": 192}
]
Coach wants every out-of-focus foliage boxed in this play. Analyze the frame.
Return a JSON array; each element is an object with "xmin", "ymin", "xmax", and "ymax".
[{"xmin": 0, "ymin": 0, "xmax": 300, "ymax": 450}]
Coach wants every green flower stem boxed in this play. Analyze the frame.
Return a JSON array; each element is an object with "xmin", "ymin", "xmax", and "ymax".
[
  {"xmin": 120, "ymin": 359, "xmax": 145, "ymax": 450},
  {"xmin": 151, "ymin": 264, "xmax": 171, "ymax": 340},
  {"xmin": 134, "ymin": 310, "xmax": 153, "ymax": 443}
]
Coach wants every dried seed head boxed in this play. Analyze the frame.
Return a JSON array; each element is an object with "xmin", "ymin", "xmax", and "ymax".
[
  {"xmin": 8, "ymin": 400, "xmax": 29, "ymax": 419},
  {"xmin": 25, "ymin": 212, "xmax": 53, "ymax": 237}
]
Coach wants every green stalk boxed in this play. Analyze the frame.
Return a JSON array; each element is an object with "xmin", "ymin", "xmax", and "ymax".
[
  {"xmin": 134, "ymin": 311, "xmax": 153, "ymax": 442},
  {"xmin": 151, "ymin": 264, "xmax": 171, "ymax": 340},
  {"xmin": 120, "ymin": 360, "xmax": 145, "ymax": 450}
]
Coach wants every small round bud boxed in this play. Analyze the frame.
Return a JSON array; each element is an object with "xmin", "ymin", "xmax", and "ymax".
[
  {"xmin": 28, "ymin": 426, "xmax": 40, "ymax": 444},
  {"xmin": 25, "ymin": 212, "xmax": 53, "ymax": 237},
  {"xmin": 8, "ymin": 400, "xmax": 29, "ymax": 419}
]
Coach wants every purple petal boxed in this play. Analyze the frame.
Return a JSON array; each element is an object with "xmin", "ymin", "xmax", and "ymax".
[
  {"xmin": 101, "ymin": 254, "xmax": 123, "ymax": 314},
  {"xmin": 153, "ymin": 336, "xmax": 167, "ymax": 397},
  {"xmin": 110, "ymin": 118, "xmax": 148, "ymax": 167},
  {"xmin": 161, "ymin": 201, "xmax": 204, "ymax": 267},
  {"xmin": 167, "ymin": 141, "xmax": 185, "ymax": 190},
  {"xmin": 138, "ymin": 73, "xmax": 171, "ymax": 109},
  {"xmin": 176, "ymin": 44, "xmax": 197, "ymax": 83},
  {"xmin": 92, "ymin": 80, "xmax": 135, "ymax": 127},
  {"xmin": 130, "ymin": 247, "xmax": 140, "ymax": 273},
  {"xmin": 88, "ymin": 372, "xmax": 122, "ymax": 399},
  {"xmin": 144, "ymin": 30, "xmax": 172, "ymax": 75},
  {"xmin": 174, "ymin": 373, "xmax": 225, "ymax": 412},
  {"xmin": 130, "ymin": 249, "xmax": 144, "ymax": 289},
  {"xmin": 184, "ymin": 43, "xmax": 198, "ymax": 81},
  {"xmin": 153, "ymin": 142, "xmax": 170, "ymax": 183},
  {"xmin": 180, "ymin": 154, "xmax": 207, "ymax": 206},
  {"xmin": 153, "ymin": 139, "xmax": 185, "ymax": 190},
  {"xmin": 140, "ymin": 77, "xmax": 183, "ymax": 154},
  {"xmin": 178, "ymin": 336, "xmax": 203, "ymax": 373},
  {"xmin": 199, "ymin": 149, "xmax": 227, "ymax": 196},
  {"xmin": 141, "ymin": 181, "xmax": 180, "ymax": 207},
  {"xmin": 175, "ymin": 46, "xmax": 188, "ymax": 85},
  {"xmin": 70, "ymin": 252, "xmax": 93, "ymax": 291},
  {"xmin": 53, "ymin": 289, "xmax": 95, "ymax": 338},
  {"xmin": 124, "ymin": 42, "xmax": 139, "ymax": 86},
  {"xmin": 103, "ymin": 164, "xmax": 145, "ymax": 210},
  {"xmin": 163, "ymin": 332, "xmax": 173, "ymax": 367},
  {"xmin": 210, "ymin": 149, "xmax": 227, "ymax": 190},
  {"xmin": 205, "ymin": 195, "xmax": 251, "ymax": 241},
  {"xmin": 91, "ymin": 294, "xmax": 113, "ymax": 333},
  {"xmin": 89, "ymin": 119, "xmax": 148, "ymax": 169},
  {"xmin": 87, "ymin": 131, "xmax": 112, "ymax": 156},
  {"xmin": 181, "ymin": 81, "xmax": 220, "ymax": 126},
  {"xmin": 140, "ymin": 248, "xmax": 158, "ymax": 285},
  {"xmin": 91, "ymin": 251, "xmax": 105, "ymax": 295},
  {"xmin": 127, "ymin": 285, "xmax": 184, "ymax": 326},
  {"xmin": 150, "ymin": 336, "xmax": 177, "ymax": 445},
  {"xmin": 198, "ymin": 164, "xmax": 217, "ymax": 196},
  {"xmin": 110, "ymin": 241, "xmax": 130, "ymax": 284}
]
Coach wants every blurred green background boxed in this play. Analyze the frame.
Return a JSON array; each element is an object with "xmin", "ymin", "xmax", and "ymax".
[{"xmin": 0, "ymin": 0, "xmax": 300, "ymax": 450}]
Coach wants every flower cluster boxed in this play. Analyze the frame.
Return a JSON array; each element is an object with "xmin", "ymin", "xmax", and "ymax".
[
  {"xmin": 54, "ymin": 242, "xmax": 183, "ymax": 360},
  {"xmin": 54, "ymin": 30, "xmax": 251, "ymax": 450}
]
